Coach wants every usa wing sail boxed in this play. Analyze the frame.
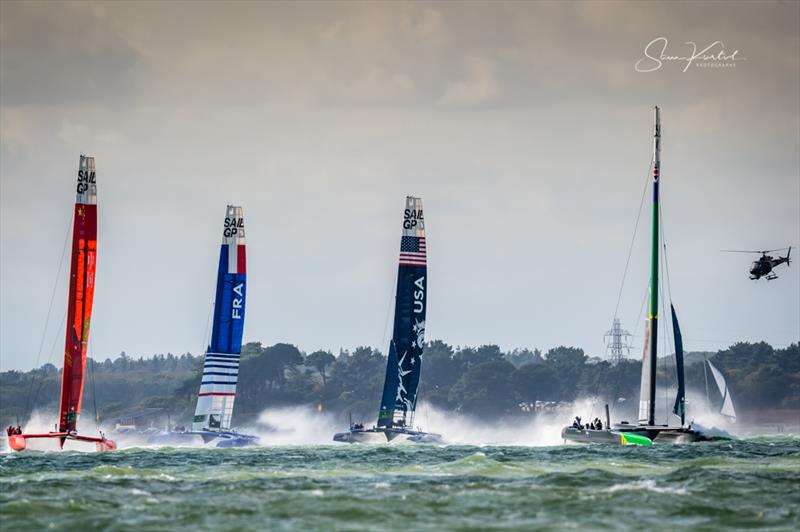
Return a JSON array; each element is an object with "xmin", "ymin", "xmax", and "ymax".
[
  {"xmin": 193, "ymin": 205, "xmax": 247, "ymax": 432},
  {"xmin": 58, "ymin": 155, "xmax": 98, "ymax": 433},
  {"xmin": 378, "ymin": 196, "xmax": 427, "ymax": 429}
]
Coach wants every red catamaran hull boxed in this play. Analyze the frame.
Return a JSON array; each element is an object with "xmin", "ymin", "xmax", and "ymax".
[{"xmin": 8, "ymin": 432, "xmax": 116, "ymax": 452}]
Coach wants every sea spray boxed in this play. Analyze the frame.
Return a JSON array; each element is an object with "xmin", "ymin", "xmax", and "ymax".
[
  {"xmin": 248, "ymin": 403, "xmax": 590, "ymax": 446},
  {"xmin": 251, "ymin": 406, "xmax": 341, "ymax": 445}
]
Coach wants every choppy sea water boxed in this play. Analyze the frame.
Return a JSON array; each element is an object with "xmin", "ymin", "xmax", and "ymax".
[{"xmin": 1, "ymin": 438, "xmax": 799, "ymax": 530}]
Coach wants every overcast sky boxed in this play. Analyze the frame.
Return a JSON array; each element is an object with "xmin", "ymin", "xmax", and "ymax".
[{"xmin": 1, "ymin": 1, "xmax": 798, "ymax": 371}]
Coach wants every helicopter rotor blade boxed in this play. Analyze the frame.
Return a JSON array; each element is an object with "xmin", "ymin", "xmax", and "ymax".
[
  {"xmin": 720, "ymin": 248, "xmax": 791, "ymax": 254},
  {"xmin": 720, "ymin": 250, "xmax": 768, "ymax": 254}
]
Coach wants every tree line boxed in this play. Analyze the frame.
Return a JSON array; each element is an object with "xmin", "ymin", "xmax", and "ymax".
[{"xmin": 1, "ymin": 341, "xmax": 797, "ymax": 428}]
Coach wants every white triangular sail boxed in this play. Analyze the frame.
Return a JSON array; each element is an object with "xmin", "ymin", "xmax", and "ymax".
[{"xmin": 707, "ymin": 360, "xmax": 736, "ymax": 419}]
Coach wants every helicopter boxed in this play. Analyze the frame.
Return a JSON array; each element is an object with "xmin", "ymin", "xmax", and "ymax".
[{"xmin": 721, "ymin": 247, "xmax": 792, "ymax": 280}]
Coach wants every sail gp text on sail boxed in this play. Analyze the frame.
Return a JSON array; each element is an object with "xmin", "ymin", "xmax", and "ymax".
[{"xmin": 222, "ymin": 213, "xmax": 245, "ymax": 320}]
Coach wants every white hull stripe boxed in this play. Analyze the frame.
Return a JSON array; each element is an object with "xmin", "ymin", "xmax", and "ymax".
[{"xmin": 203, "ymin": 364, "xmax": 239, "ymax": 373}]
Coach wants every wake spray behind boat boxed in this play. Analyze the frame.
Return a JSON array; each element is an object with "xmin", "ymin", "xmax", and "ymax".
[
  {"xmin": 148, "ymin": 205, "xmax": 257, "ymax": 448},
  {"xmin": 333, "ymin": 196, "xmax": 441, "ymax": 444}
]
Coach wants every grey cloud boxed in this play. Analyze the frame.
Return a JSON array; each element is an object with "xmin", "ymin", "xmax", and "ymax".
[{"xmin": 0, "ymin": 1, "xmax": 140, "ymax": 106}]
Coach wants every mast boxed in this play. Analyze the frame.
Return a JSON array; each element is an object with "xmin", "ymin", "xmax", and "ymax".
[
  {"xmin": 58, "ymin": 155, "xmax": 98, "ymax": 433},
  {"xmin": 193, "ymin": 205, "xmax": 247, "ymax": 432},
  {"xmin": 639, "ymin": 107, "xmax": 660, "ymax": 426},
  {"xmin": 377, "ymin": 196, "xmax": 427, "ymax": 429}
]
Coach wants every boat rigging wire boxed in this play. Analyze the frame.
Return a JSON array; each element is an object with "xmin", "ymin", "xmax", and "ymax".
[
  {"xmin": 24, "ymin": 211, "xmax": 73, "ymax": 421},
  {"xmin": 380, "ymin": 263, "xmax": 398, "ymax": 358},
  {"xmin": 630, "ymin": 284, "xmax": 649, "ymax": 341},
  {"xmin": 27, "ymin": 310, "xmax": 67, "ymax": 422},
  {"xmin": 612, "ymin": 156, "xmax": 654, "ymax": 320}
]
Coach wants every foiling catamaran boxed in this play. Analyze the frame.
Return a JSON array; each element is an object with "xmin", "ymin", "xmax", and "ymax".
[
  {"xmin": 9, "ymin": 156, "xmax": 116, "ymax": 452},
  {"xmin": 149, "ymin": 206, "xmax": 257, "ymax": 448},
  {"xmin": 561, "ymin": 107, "xmax": 734, "ymax": 445},
  {"xmin": 334, "ymin": 196, "xmax": 441, "ymax": 444}
]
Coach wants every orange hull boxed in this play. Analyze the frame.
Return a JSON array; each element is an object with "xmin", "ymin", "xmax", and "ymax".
[{"xmin": 8, "ymin": 432, "xmax": 116, "ymax": 452}]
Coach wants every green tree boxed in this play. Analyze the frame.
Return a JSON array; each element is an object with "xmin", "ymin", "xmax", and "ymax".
[
  {"xmin": 506, "ymin": 348, "xmax": 543, "ymax": 368},
  {"xmin": 544, "ymin": 346, "xmax": 587, "ymax": 400},
  {"xmin": 306, "ymin": 350, "xmax": 336, "ymax": 388},
  {"xmin": 450, "ymin": 358, "xmax": 517, "ymax": 418},
  {"xmin": 512, "ymin": 363, "xmax": 560, "ymax": 402}
]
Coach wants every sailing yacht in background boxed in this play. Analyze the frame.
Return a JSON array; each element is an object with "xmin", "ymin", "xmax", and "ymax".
[
  {"xmin": 149, "ymin": 205, "xmax": 257, "ymax": 448},
  {"xmin": 706, "ymin": 359, "xmax": 737, "ymax": 420},
  {"xmin": 334, "ymin": 196, "xmax": 442, "ymax": 444},
  {"xmin": 9, "ymin": 156, "xmax": 116, "ymax": 452}
]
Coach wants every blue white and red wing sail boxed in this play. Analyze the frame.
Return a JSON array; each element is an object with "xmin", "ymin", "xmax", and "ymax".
[
  {"xmin": 378, "ymin": 196, "xmax": 427, "ymax": 428},
  {"xmin": 193, "ymin": 205, "xmax": 247, "ymax": 432}
]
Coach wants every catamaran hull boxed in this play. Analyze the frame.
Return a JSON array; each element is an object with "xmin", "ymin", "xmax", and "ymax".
[
  {"xmin": 333, "ymin": 429, "xmax": 389, "ymax": 444},
  {"xmin": 613, "ymin": 424, "xmax": 734, "ymax": 443},
  {"xmin": 561, "ymin": 424, "xmax": 733, "ymax": 445},
  {"xmin": 333, "ymin": 428, "xmax": 442, "ymax": 444},
  {"xmin": 147, "ymin": 430, "xmax": 258, "ymax": 448},
  {"xmin": 561, "ymin": 427, "xmax": 652, "ymax": 446},
  {"xmin": 8, "ymin": 432, "xmax": 116, "ymax": 452}
]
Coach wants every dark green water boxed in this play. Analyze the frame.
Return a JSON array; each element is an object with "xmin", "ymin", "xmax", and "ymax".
[{"xmin": 2, "ymin": 438, "xmax": 798, "ymax": 530}]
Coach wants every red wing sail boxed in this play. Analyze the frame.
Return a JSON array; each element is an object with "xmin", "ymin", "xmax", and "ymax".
[{"xmin": 58, "ymin": 156, "xmax": 98, "ymax": 433}]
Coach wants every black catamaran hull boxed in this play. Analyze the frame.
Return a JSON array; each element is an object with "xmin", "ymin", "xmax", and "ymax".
[{"xmin": 333, "ymin": 427, "xmax": 442, "ymax": 444}]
